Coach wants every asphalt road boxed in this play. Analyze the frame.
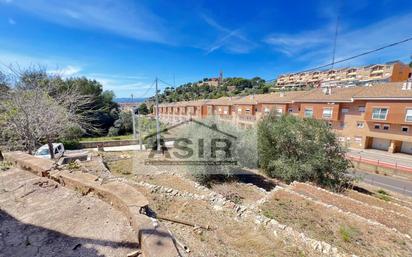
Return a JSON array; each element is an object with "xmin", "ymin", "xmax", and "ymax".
[{"xmin": 352, "ymin": 170, "xmax": 412, "ymax": 197}]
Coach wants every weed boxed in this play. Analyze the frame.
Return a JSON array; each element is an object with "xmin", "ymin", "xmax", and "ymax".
[
  {"xmin": 377, "ymin": 189, "xmax": 389, "ymax": 195},
  {"xmin": 0, "ymin": 161, "xmax": 12, "ymax": 171},
  {"xmin": 339, "ymin": 224, "xmax": 359, "ymax": 242},
  {"xmin": 67, "ymin": 161, "xmax": 81, "ymax": 170},
  {"xmin": 262, "ymin": 209, "xmax": 275, "ymax": 219},
  {"xmin": 376, "ymin": 189, "xmax": 391, "ymax": 201}
]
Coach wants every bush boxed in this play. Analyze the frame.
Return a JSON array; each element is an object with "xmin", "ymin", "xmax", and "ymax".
[
  {"xmin": 107, "ymin": 127, "xmax": 119, "ymax": 137},
  {"xmin": 61, "ymin": 139, "xmax": 81, "ymax": 150},
  {"xmin": 257, "ymin": 113, "xmax": 352, "ymax": 191}
]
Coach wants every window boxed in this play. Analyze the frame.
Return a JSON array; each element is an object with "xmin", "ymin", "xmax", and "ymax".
[
  {"xmin": 264, "ymin": 107, "xmax": 270, "ymax": 113},
  {"xmin": 356, "ymin": 122, "xmax": 364, "ymax": 128},
  {"xmin": 276, "ymin": 108, "xmax": 283, "ymax": 116},
  {"xmin": 372, "ymin": 108, "xmax": 388, "ymax": 120},
  {"xmin": 288, "ymin": 108, "xmax": 293, "ymax": 113},
  {"xmin": 323, "ymin": 108, "xmax": 333, "ymax": 119},
  {"xmin": 383, "ymin": 124, "xmax": 390, "ymax": 130},
  {"xmin": 374, "ymin": 124, "xmax": 381, "ymax": 129},
  {"xmin": 245, "ymin": 108, "xmax": 251, "ymax": 114},
  {"xmin": 405, "ymin": 109, "xmax": 412, "ymax": 122},
  {"xmin": 238, "ymin": 108, "xmax": 242, "ymax": 113},
  {"xmin": 304, "ymin": 108, "xmax": 313, "ymax": 118},
  {"xmin": 341, "ymin": 108, "xmax": 349, "ymax": 114},
  {"xmin": 402, "ymin": 126, "xmax": 409, "ymax": 133},
  {"xmin": 358, "ymin": 106, "xmax": 365, "ymax": 113}
]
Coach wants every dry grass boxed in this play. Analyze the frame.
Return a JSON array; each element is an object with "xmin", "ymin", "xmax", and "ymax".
[
  {"xmin": 148, "ymin": 193, "xmax": 317, "ymax": 257},
  {"xmin": 344, "ymin": 189, "xmax": 412, "ymax": 217},
  {"xmin": 211, "ymin": 182, "xmax": 265, "ymax": 206},
  {"xmin": 292, "ymin": 183, "xmax": 412, "ymax": 236},
  {"xmin": 260, "ymin": 189, "xmax": 412, "ymax": 257}
]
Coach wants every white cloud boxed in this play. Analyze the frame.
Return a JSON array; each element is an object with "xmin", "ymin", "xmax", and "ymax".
[
  {"xmin": 2, "ymin": 0, "xmax": 171, "ymax": 44},
  {"xmin": 8, "ymin": 18, "xmax": 16, "ymax": 25},
  {"xmin": 202, "ymin": 14, "xmax": 257, "ymax": 54},
  {"xmin": 49, "ymin": 65, "xmax": 81, "ymax": 77},
  {"xmin": 87, "ymin": 74, "xmax": 153, "ymax": 98},
  {"xmin": 264, "ymin": 11, "xmax": 412, "ymax": 68}
]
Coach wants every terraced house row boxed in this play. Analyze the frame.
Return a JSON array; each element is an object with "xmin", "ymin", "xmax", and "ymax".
[
  {"xmin": 275, "ymin": 61, "xmax": 411, "ymax": 89},
  {"xmin": 157, "ymin": 82, "xmax": 412, "ymax": 154}
]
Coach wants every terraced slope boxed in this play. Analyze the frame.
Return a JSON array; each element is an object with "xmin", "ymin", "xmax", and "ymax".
[
  {"xmin": 290, "ymin": 182, "xmax": 412, "ymax": 236},
  {"xmin": 259, "ymin": 188, "xmax": 412, "ymax": 257}
]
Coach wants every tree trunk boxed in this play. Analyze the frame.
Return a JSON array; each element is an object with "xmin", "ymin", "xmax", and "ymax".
[{"xmin": 47, "ymin": 139, "xmax": 55, "ymax": 159}]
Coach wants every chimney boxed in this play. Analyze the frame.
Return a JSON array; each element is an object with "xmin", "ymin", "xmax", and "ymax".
[
  {"xmin": 322, "ymin": 87, "xmax": 332, "ymax": 95},
  {"xmin": 403, "ymin": 81, "xmax": 412, "ymax": 90}
]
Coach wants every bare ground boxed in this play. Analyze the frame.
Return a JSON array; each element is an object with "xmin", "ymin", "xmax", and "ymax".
[{"xmin": 0, "ymin": 168, "xmax": 138, "ymax": 257}]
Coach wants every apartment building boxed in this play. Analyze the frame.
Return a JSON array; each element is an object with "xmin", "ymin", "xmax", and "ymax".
[
  {"xmin": 276, "ymin": 61, "xmax": 411, "ymax": 89},
  {"xmin": 157, "ymin": 82, "xmax": 412, "ymax": 154}
]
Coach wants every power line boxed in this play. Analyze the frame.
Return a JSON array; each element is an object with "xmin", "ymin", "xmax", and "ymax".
[
  {"xmin": 140, "ymin": 79, "xmax": 156, "ymax": 98},
  {"xmin": 267, "ymin": 36, "xmax": 412, "ymax": 82}
]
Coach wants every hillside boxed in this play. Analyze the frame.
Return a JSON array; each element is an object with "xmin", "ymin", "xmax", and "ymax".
[{"xmin": 149, "ymin": 77, "xmax": 275, "ymax": 103}]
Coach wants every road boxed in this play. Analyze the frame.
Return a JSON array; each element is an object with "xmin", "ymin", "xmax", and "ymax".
[{"xmin": 352, "ymin": 170, "xmax": 412, "ymax": 197}]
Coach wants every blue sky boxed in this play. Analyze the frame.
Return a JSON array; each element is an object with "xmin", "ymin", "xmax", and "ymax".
[{"xmin": 1, "ymin": 0, "xmax": 411, "ymax": 97}]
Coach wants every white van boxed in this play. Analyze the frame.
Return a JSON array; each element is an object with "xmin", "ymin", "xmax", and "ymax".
[{"xmin": 34, "ymin": 143, "xmax": 65, "ymax": 159}]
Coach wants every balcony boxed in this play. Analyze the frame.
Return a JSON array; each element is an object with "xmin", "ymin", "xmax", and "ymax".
[
  {"xmin": 238, "ymin": 115, "xmax": 256, "ymax": 122},
  {"xmin": 219, "ymin": 114, "xmax": 233, "ymax": 120}
]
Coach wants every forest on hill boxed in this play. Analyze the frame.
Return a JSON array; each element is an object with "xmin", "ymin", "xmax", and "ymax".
[{"xmin": 150, "ymin": 77, "xmax": 275, "ymax": 103}]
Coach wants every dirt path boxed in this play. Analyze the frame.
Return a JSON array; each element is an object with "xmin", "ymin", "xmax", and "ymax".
[{"xmin": 0, "ymin": 168, "xmax": 138, "ymax": 257}]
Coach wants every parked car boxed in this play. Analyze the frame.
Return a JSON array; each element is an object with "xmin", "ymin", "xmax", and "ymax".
[{"xmin": 34, "ymin": 143, "xmax": 65, "ymax": 159}]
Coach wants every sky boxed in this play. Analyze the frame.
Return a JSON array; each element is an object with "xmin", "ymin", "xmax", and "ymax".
[{"xmin": 0, "ymin": 0, "xmax": 412, "ymax": 98}]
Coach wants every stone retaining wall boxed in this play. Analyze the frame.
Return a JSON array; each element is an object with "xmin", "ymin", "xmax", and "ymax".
[{"xmin": 79, "ymin": 139, "xmax": 139, "ymax": 149}]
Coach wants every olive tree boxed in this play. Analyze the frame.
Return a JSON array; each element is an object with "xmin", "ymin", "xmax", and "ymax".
[{"xmin": 257, "ymin": 113, "xmax": 352, "ymax": 191}]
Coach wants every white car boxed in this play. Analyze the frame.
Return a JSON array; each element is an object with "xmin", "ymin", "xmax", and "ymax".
[{"xmin": 34, "ymin": 143, "xmax": 65, "ymax": 159}]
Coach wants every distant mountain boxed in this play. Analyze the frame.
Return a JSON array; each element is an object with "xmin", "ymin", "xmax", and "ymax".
[{"xmin": 115, "ymin": 97, "xmax": 146, "ymax": 103}]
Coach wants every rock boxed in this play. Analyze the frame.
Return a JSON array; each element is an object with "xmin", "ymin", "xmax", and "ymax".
[{"xmin": 278, "ymin": 224, "xmax": 286, "ymax": 230}]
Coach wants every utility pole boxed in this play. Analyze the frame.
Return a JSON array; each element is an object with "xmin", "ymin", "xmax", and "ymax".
[
  {"xmin": 131, "ymin": 94, "xmax": 136, "ymax": 140},
  {"xmin": 131, "ymin": 109, "xmax": 137, "ymax": 140},
  {"xmin": 155, "ymin": 77, "xmax": 161, "ymax": 152},
  {"xmin": 138, "ymin": 112, "xmax": 143, "ymax": 151}
]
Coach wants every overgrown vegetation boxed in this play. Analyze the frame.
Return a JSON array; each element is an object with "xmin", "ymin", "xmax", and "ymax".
[
  {"xmin": 0, "ymin": 68, "xmax": 119, "ymax": 155},
  {"xmin": 257, "ymin": 113, "xmax": 352, "ymax": 191},
  {"xmin": 151, "ymin": 77, "xmax": 274, "ymax": 103}
]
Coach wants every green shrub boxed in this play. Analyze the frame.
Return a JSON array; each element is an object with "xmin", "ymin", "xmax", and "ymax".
[
  {"xmin": 0, "ymin": 161, "xmax": 12, "ymax": 171},
  {"xmin": 257, "ymin": 113, "xmax": 352, "ymax": 191},
  {"xmin": 339, "ymin": 225, "xmax": 359, "ymax": 242},
  {"xmin": 107, "ymin": 127, "xmax": 120, "ymax": 137},
  {"xmin": 67, "ymin": 161, "xmax": 81, "ymax": 170},
  {"xmin": 376, "ymin": 189, "xmax": 391, "ymax": 201},
  {"xmin": 62, "ymin": 140, "xmax": 81, "ymax": 150}
]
